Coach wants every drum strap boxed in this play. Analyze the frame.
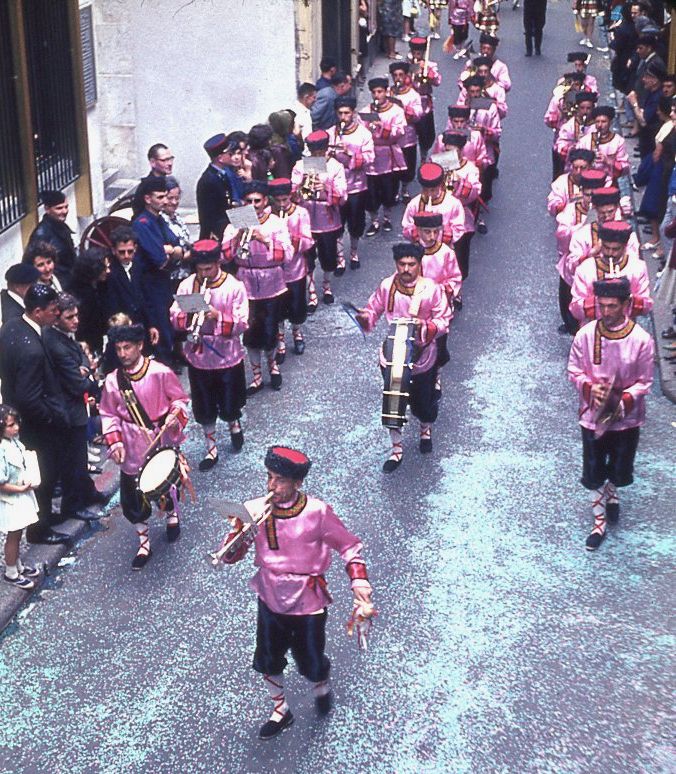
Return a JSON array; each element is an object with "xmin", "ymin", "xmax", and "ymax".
[{"xmin": 117, "ymin": 367, "xmax": 157, "ymax": 431}]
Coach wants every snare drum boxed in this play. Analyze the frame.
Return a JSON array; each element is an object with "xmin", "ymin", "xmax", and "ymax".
[
  {"xmin": 136, "ymin": 447, "xmax": 182, "ymax": 502},
  {"xmin": 381, "ymin": 319, "xmax": 419, "ymax": 428}
]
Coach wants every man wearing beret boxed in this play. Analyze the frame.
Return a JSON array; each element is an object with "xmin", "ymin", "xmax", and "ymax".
[
  {"xmin": 477, "ymin": 33, "xmax": 511, "ymax": 92},
  {"xmin": 439, "ymin": 106, "xmax": 489, "ymax": 171},
  {"xmin": 356, "ymin": 243, "xmax": 452, "ymax": 471},
  {"xmin": 220, "ymin": 446, "xmax": 373, "ymax": 739},
  {"xmin": 569, "ymin": 221, "xmax": 652, "ymax": 324},
  {"xmin": 28, "ymin": 190, "xmax": 77, "ymax": 274},
  {"xmin": 554, "ymin": 91, "xmax": 597, "ymax": 167},
  {"xmin": 100, "ymin": 323, "xmax": 189, "ymax": 569},
  {"xmin": 555, "ymin": 169, "xmax": 606, "ymax": 274},
  {"xmin": 544, "ymin": 73, "xmax": 588, "ymax": 181},
  {"xmin": 327, "ymin": 97, "xmax": 375, "ymax": 271},
  {"xmin": 576, "ymin": 106, "xmax": 631, "ymax": 182},
  {"xmin": 267, "ymin": 178, "xmax": 314, "ymax": 355},
  {"xmin": 389, "ymin": 61, "xmax": 423, "ymax": 203},
  {"xmin": 196, "ymin": 133, "xmax": 243, "ymax": 241},
  {"xmin": 132, "ymin": 176, "xmax": 184, "ymax": 368},
  {"xmin": 462, "ymin": 77, "xmax": 502, "ymax": 215},
  {"xmin": 170, "ymin": 240, "xmax": 249, "ymax": 471},
  {"xmin": 407, "ymin": 36, "xmax": 442, "ymax": 157},
  {"xmin": 547, "ymin": 148, "xmax": 595, "ymax": 216},
  {"xmin": 1, "ymin": 264, "xmax": 40, "ymax": 324},
  {"xmin": 457, "ymin": 57, "xmax": 508, "ymax": 120},
  {"xmin": 567, "ymin": 277, "xmax": 654, "ymax": 550},
  {"xmin": 364, "ymin": 77, "xmax": 407, "ymax": 237},
  {"xmin": 221, "ymin": 180, "xmax": 293, "ymax": 394}
]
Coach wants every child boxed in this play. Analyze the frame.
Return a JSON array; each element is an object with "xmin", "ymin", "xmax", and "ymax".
[{"xmin": 0, "ymin": 405, "xmax": 41, "ymax": 590}]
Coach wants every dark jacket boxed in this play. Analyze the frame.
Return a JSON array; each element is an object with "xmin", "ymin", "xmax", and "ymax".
[
  {"xmin": 104, "ymin": 258, "xmax": 146, "ymax": 323},
  {"xmin": 67, "ymin": 278, "xmax": 109, "ymax": 354},
  {"xmin": 43, "ymin": 327, "xmax": 94, "ymax": 427},
  {"xmin": 196, "ymin": 164, "xmax": 234, "ymax": 240},
  {"xmin": 0, "ymin": 290, "xmax": 24, "ymax": 325},
  {"xmin": 0, "ymin": 317, "xmax": 69, "ymax": 434},
  {"xmin": 29, "ymin": 215, "xmax": 77, "ymax": 273}
]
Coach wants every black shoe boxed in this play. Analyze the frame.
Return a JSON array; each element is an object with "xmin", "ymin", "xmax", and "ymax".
[
  {"xmin": 131, "ymin": 549, "xmax": 152, "ymax": 570},
  {"xmin": 382, "ymin": 218, "xmax": 393, "ymax": 232},
  {"xmin": 26, "ymin": 528, "xmax": 71, "ymax": 545},
  {"xmin": 334, "ymin": 265, "xmax": 346, "ymax": 277},
  {"xmin": 419, "ymin": 438, "xmax": 433, "ymax": 454},
  {"xmin": 307, "ymin": 302, "xmax": 318, "ymax": 315},
  {"xmin": 323, "ymin": 290, "xmax": 334, "ymax": 305},
  {"xmin": 525, "ymin": 50, "xmax": 533, "ymax": 56},
  {"xmin": 585, "ymin": 531, "xmax": 606, "ymax": 551},
  {"xmin": 382, "ymin": 456, "xmax": 403, "ymax": 473},
  {"xmin": 350, "ymin": 258, "xmax": 360, "ymax": 270},
  {"xmin": 558, "ymin": 323, "xmax": 571, "ymax": 334},
  {"xmin": 259, "ymin": 710, "xmax": 294, "ymax": 740},
  {"xmin": 198, "ymin": 453, "xmax": 219, "ymax": 472},
  {"xmin": 454, "ymin": 295, "xmax": 463, "ymax": 310},
  {"xmin": 246, "ymin": 381, "xmax": 264, "ymax": 396},
  {"xmin": 477, "ymin": 219, "xmax": 488, "ymax": 235},
  {"xmin": 71, "ymin": 508, "xmax": 103, "ymax": 522},
  {"xmin": 401, "ymin": 191, "xmax": 412, "ymax": 203},
  {"xmin": 270, "ymin": 372, "xmax": 282, "ymax": 391},
  {"xmin": 275, "ymin": 349, "xmax": 286, "ymax": 365},
  {"xmin": 365, "ymin": 222, "xmax": 380, "ymax": 237},
  {"xmin": 661, "ymin": 327, "xmax": 676, "ymax": 339},
  {"xmin": 293, "ymin": 338, "xmax": 305, "ymax": 355},
  {"xmin": 605, "ymin": 502, "xmax": 620, "ymax": 524},
  {"xmin": 166, "ymin": 523, "xmax": 181, "ymax": 543},
  {"xmin": 315, "ymin": 691, "xmax": 333, "ymax": 716},
  {"xmin": 86, "ymin": 490, "xmax": 113, "ymax": 506},
  {"xmin": 230, "ymin": 431, "xmax": 244, "ymax": 451}
]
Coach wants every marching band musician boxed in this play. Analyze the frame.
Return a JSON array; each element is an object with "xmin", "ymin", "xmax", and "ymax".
[
  {"xmin": 388, "ymin": 61, "xmax": 424, "ymax": 203},
  {"xmin": 401, "ymin": 162, "xmax": 466, "ymax": 251},
  {"xmin": 439, "ymin": 105, "xmax": 489, "ymax": 172},
  {"xmin": 267, "ymin": 178, "xmax": 314, "ymax": 357},
  {"xmin": 544, "ymin": 72, "xmax": 587, "ymax": 181},
  {"xmin": 567, "ymin": 277, "xmax": 654, "ymax": 551},
  {"xmin": 569, "ymin": 222, "xmax": 653, "ymax": 325},
  {"xmin": 169, "ymin": 240, "xmax": 249, "ymax": 471},
  {"xmin": 433, "ymin": 132, "xmax": 481, "ymax": 280},
  {"xmin": 100, "ymin": 324, "xmax": 189, "ymax": 569},
  {"xmin": 219, "ymin": 446, "xmax": 373, "ymax": 739},
  {"xmin": 575, "ymin": 106, "xmax": 631, "ymax": 183},
  {"xmin": 291, "ymin": 130, "xmax": 348, "ymax": 305},
  {"xmin": 407, "ymin": 36, "xmax": 443, "ymax": 158},
  {"xmin": 554, "ymin": 93, "xmax": 597, "ymax": 176},
  {"xmin": 547, "ymin": 148, "xmax": 595, "ymax": 216},
  {"xmin": 554, "ymin": 168, "xmax": 606, "ymax": 333},
  {"xmin": 447, "ymin": 0, "xmax": 473, "ymax": 60},
  {"xmin": 561, "ymin": 51, "xmax": 598, "ymax": 94},
  {"xmin": 327, "ymin": 96, "xmax": 375, "ymax": 272},
  {"xmin": 364, "ymin": 77, "xmax": 407, "ymax": 238},
  {"xmin": 221, "ymin": 181, "xmax": 293, "ymax": 395},
  {"xmin": 472, "ymin": 0, "xmax": 500, "ymax": 38},
  {"xmin": 457, "ymin": 57, "xmax": 508, "ymax": 120},
  {"xmin": 477, "ymin": 33, "xmax": 511, "ymax": 92},
  {"xmin": 413, "ymin": 212, "xmax": 463, "ymax": 307},
  {"xmin": 355, "ymin": 243, "xmax": 452, "ymax": 472},
  {"xmin": 425, "ymin": 0, "xmax": 447, "ymax": 39}
]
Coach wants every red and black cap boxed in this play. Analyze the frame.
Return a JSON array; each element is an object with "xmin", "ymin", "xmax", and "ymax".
[
  {"xmin": 591, "ymin": 187, "xmax": 620, "ymax": 207},
  {"xmin": 413, "ymin": 212, "xmax": 443, "ymax": 228},
  {"xmin": 579, "ymin": 169, "xmax": 606, "ymax": 189},
  {"xmin": 448, "ymin": 105, "xmax": 470, "ymax": 119},
  {"xmin": 268, "ymin": 178, "xmax": 292, "ymax": 197},
  {"xmin": 192, "ymin": 239, "xmax": 221, "ymax": 263},
  {"xmin": 598, "ymin": 221, "xmax": 632, "ymax": 244},
  {"xmin": 593, "ymin": 276, "xmax": 631, "ymax": 299},
  {"xmin": 265, "ymin": 446, "xmax": 312, "ymax": 480},
  {"xmin": 409, "ymin": 36, "xmax": 427, "ymax": 50},
  {"xmin": 417, "ymin": 162, "xmax": 445, "ymax": 187},
  {"xmin": 306, "ymin": 130, "xmax": 330, "ymax": 151}
]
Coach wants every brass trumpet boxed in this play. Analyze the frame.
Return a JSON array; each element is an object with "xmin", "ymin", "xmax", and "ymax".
[
  {"xmin": 186, "ymin": 277, "xmax": 210, "ymax": 345},
  {"xmin": 238, "ymin": 226, "xmax": 254, "ymax": 259},
  {"xmin": 207, "ymin": 492, "xmax": 274, "ymax": 568},
  {"xmin": 300, "ymin": 169, "xmax": 320, "ymax": 201}
]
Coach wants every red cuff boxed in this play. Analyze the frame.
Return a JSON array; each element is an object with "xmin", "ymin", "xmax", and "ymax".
[
  {"xmin": 582, "ymin": 382, "xmax": 592, "ymax": 403},
  {"xmin": 632, "ymin": 297, "xmax": 644, "ymax": 315},
  {"xmin": 272, "ymin": 244, "xmax": 285, "ymax": 264},
  {"xmin": 346, "ymin": 561, "xmax": 369, "ymax": 581},
  {"xmin": 621, "ymin": 392, "xmax": 634, "ymax": 414},
  {"xmin": 424, "ymin": 321, "xmax": 438, "ymax": 344},
  {"xmin": 583, "ymin": 296, "xmax": 596, "ymax": 319},
  {"xmin": 354, "ymin": 152, "xmax": 363, "ymax": 170},
  {"xmin": 219, "ymin": 319, "xmax": 234, "ymax": 336},
  {"xmin": 104, "ymin": 430, "xmax": 123, "ymax": 447},
  {"xmin": 381, "ymin": 127, "xmax": 391, "ymax": 140},
  {"xmin": 174, "ymin": 408, "xmax": 189, "ymax": 429}
]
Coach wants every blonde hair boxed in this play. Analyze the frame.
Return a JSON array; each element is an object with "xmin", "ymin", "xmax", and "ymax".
[{"xmin": 107, "ymin": 313, "xmax": 132, "ymax": 329}]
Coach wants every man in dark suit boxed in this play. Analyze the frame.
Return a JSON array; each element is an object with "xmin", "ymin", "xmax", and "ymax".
[
  {"xmin": 44, "ymin": 292, "xmax": 108, "ymax": 522},
  {"xmin": 28, "ymin": 190, "xmax": 77, "ymax": 275},
  {"xmin": 196, "ymin": 133, "xmax": 243, "ymax": 240},
  {"xmin": 0, "ymin": 284, "xmax": 71, "ymax": 544},
  {"xmin": 131, "ymin": 143, "xmax": 176, "ymax": 217},
  {"xmin": 1, "ymin": 263, "xmax": 40, "ymax": 324}
]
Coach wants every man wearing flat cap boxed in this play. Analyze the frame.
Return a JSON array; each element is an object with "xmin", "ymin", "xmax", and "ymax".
[
  {"xmin": 569, "ymin": 221, "xmax": 652, "ymax": 324},
  {"xmin": 28, "ymin": 190, "xmax": 77, "ymax": 275},
  {"xmin": 100, "ymin": 323, "xmax": 189, "ymax": 569},
  {"xmin": 576, "ymin": 106, "xmax": 631, "ymax": 182},
  {"xmin": 1, "ymin": 264, "xmax": 40, "ymax": 324},
  {"xmin": 327, "ymin": 97, "xmax": 375, "ymax": 271},
  {"xmin": 196, "ymin": 133, "xmax": 243, "ymax": 241},
  {"xmin": 219, "ymin": 446, "xmax": 373, "ymax": 739},
  {"xmin": 355, "ymin": 242, "xmax": 452, "ymax": 471},
  {"xmin": 567, "ymin": 277, "xmax": 654, "ymax": 551}
]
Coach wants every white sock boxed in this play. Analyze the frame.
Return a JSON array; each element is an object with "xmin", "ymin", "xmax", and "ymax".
[
  {"xmin": 420, "ymin": 422, "xmax": 432, "ymax": 440},
  {"xmin": 313, "ymin": 678, "xmax": 331, "ymax": 698},
  {"xmin": 388, "ymin": 428, "xmax": 403, "ymax": 461},
  {"xmin": 16, "ymin": 557, "xmax": 24, "ymax": 574},
  {"xmin": 228, "ymin": 420, "xmax": 241, "ymax": 434},
  {"xmin": 136, "ymin": 522, "xmax": 150, "ymax": 555},
  {"xmin": 264, "ymin": 673, "xmax": 289, "ymax": 722},
  {"xmin": 349, "ymin": 236, "xmax": 360, "ymax": 257},
  {"xmin": 590, "ymin": 487, "xmax": 606, "ymax": 535},
  {"xmin": 202, "ymin": 423, "xmax": 217, "ymax": 458},
  {"xmin": 604, "ymin": 482, "xmax": 619, "ymax": 505},
  {"xmin": 5, "ymin": 563, "xmax": 18, "ymax": 580}
]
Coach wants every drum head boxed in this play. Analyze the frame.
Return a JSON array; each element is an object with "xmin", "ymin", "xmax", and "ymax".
[{"xmin": 138, "ymin": 448, "xmax": 179, "ymax": 494}]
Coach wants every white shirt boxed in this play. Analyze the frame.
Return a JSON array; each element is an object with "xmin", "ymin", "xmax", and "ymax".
[
  {"xmin": 22, "ymin": 313, "xmax": 42, "ymax": 337},
  {"xmin": 7, "ymin": 290, "xmax": 24, "ymax": 309},
  {"xmin": 294, "ymin": 100, "xmax": 313, "ymax": 143}
]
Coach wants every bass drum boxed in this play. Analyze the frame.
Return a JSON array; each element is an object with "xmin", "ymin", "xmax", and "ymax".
[
  {"xmin": 136, "ymin": 446, "xmax": 182, "ymax": 503},
  {"xmin": 381, "ymin": 319, "xmax": 419, "ymax": 428}
]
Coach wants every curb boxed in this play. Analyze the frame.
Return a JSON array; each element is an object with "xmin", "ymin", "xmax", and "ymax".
[{"xmin": 0, "ymin": 459, "xmax": 119, "ymax": 637}]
